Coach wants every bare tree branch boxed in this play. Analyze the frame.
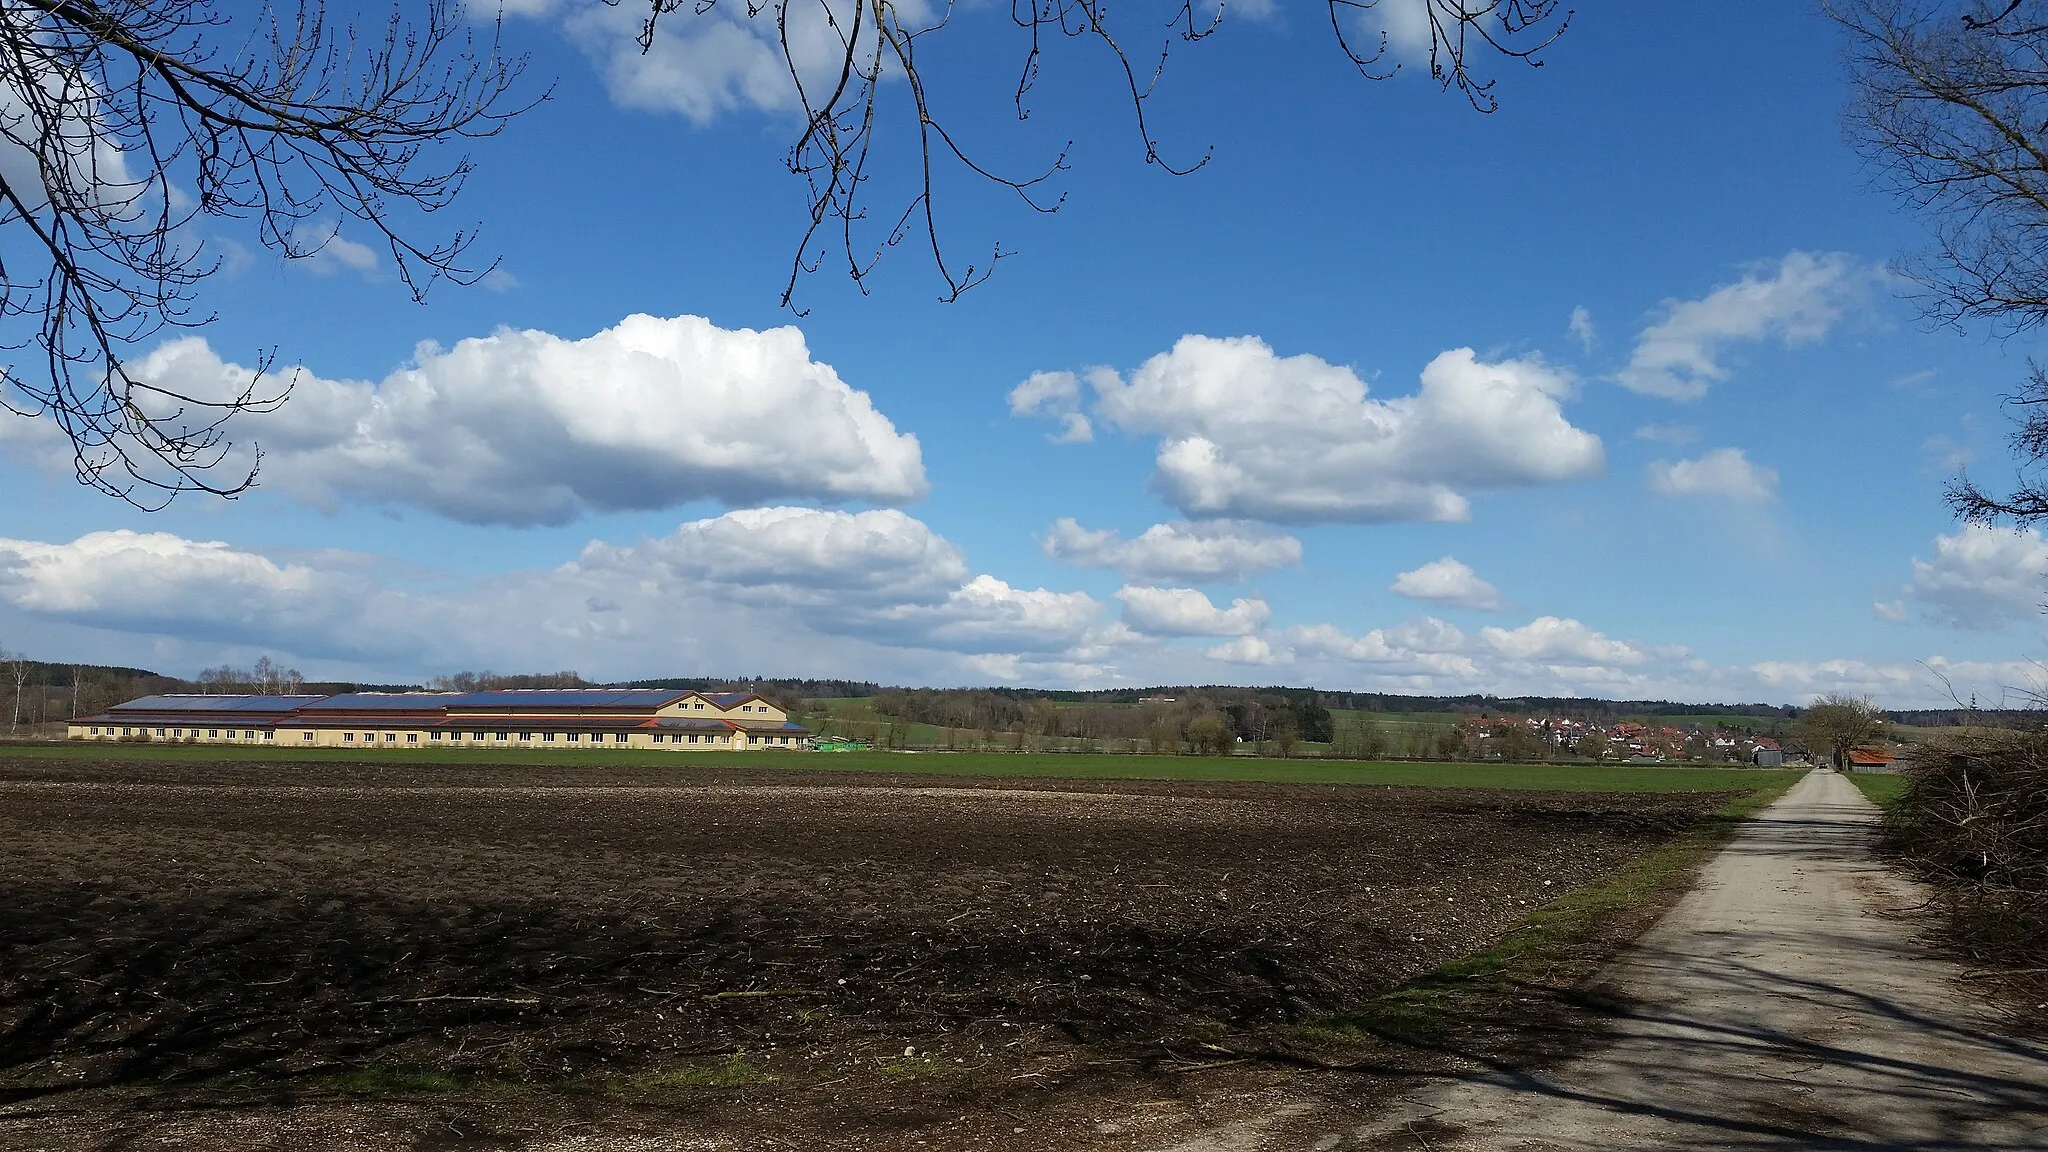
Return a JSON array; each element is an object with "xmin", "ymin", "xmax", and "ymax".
[
  {"xmin": 0, "ymin": 0, "xmax": 534, "ymax": 507},
  {"xmin": 625, "ymin": 0, "xmax": 1572, "ymax": 313}
]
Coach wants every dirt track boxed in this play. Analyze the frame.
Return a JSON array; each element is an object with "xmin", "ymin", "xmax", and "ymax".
[{"xmin": 1162, "ymin": 769, "xmax": 2048, "ymax": 1151}]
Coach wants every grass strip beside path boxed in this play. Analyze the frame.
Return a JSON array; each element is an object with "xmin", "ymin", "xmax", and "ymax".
[
  {"xmin": 1296, "ymin": 774, "xmax": 1802, "ymax": 1062},
  {"xmin": 1847, "ymin": 771, "xmax": 1908, "ymax": 807}
]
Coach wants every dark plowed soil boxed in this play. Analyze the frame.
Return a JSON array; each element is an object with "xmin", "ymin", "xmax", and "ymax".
[{"xmin": 0, "ymin": 757, "xmax": 1727, "ymax": 1150}]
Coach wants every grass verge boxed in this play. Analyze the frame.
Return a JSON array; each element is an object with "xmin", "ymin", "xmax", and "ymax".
[
  {"xmin": 607, "ymin": 1057, "xmax": 774, "ymax": 1093},
  {"xmin": 1296, "ymin": 775, "xmax": 1799, "ymax": 1059},
  {"xmin": 310, "ymin": 1068, "xmax": 463, "ymax": 1095},
  {"xmin": 1847, "ymin": 771, "xmax": 1907, "ymax": 807}
]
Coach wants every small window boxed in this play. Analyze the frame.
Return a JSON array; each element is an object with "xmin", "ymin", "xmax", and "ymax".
[
  {"xmin": 407, "ymin": 733, "xmax": 418, "ymax": 743},
  {"xmin": 302, "ymin": 732, "xmax": 314, "ymax": 742},
  {"xmin": 520, "ymin": 732, "xmax": 533, "ymax": 741},
  {"xmin": 566, "ymin": 731, "xmax": 579, "ymax": 742},
  {"xmin": 688, "ymin": 733, "xmax": 700, "ymax": 744},
  {"xmin": 430, "ymin": 731, "xmax": 443, "ymax": 741},
  {"xmin": 473, "ymin": 732, "xmax": 485, "ymax": 741},
  {"xmin": 264, "ymin": 731, "xmax": 275, "ymax": 740},
  {"xmin": 614, "ymin": 732, "xmax": 628, "ymax": 743},
  {"xmin": 495, "ymin": 732, "xmax": 508, "ymax": 742},
  {"xmin": 209, "ymin": 729, "xmax": 220, "ymax": 738},
  {"xmin": 384, "ymin": 733, "xmax": 397, "ymax": 742},
  {"xmin": 345, "ymin": 733, "xmax": 356, "ymax": 742}
]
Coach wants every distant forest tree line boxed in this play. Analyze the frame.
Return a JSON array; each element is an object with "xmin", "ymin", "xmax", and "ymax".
[{"xmin": 5, "ymin": 655, "xmax": 2044, "ymax": 746}]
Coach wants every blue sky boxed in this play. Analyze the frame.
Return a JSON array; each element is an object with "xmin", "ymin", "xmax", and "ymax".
[{"xmin": 3, "ymin": 0, "xmax": 2045, "ymax": 707}]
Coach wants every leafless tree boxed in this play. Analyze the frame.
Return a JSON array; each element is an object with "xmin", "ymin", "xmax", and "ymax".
[
  {"xmin": 0, "ymin": 0, "xmax": 530, "ymax": 507},
  {"xmin": 1794, "ymin": 693, "xmax": 1889, "ymax": 770},
  {"xmin": 2, "ymin": 643, "xmax": 26, "ymax": 733},
  {"xmin": 628, "ymin": 0, "xmax": 1573, "ymax": 312},
  {"xmin": 1835, "ymin": 0, "xmax": 2048, "ymax": 523}
]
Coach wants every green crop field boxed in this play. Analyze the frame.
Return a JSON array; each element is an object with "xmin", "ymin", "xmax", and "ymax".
[{"xmin": 3, "ymin": 741, "xmax": 1804, "ymax": 793}]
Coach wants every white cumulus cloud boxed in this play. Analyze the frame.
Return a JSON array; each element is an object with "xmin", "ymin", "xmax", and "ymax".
[
  {"xmin": 1205, "ymin": 634, "xmax": 1290, "ymax": 665},
  {"xmin": 582, "ymin": 507, "xmax": 966, "ymax": 607},
  {"xmin": 0, "ymin": 529, "xmax": 415, "ymax": 658},
  {"xmin": 0, "ymin": 510, "xmax": 1107, "ymax": 674},
  {"xmin": 1116, "ymin": 585, "xmax": 1270, "ymax": 637},
  {"xmin": 1619, "ymin": 251, "xmax": 1870, "ymax": 400},
  {"xmin": 113, "ymin": 315, "xmax": 927, "ymax": 526},
  {"xmin": 1389, "ymin": 556, "xmax": 1502, "ymax": 611},
  {"xmin": 1901, "ymin": 525, "xmax": 2048, "ymax": 630},
  {"xmin": 1042, "ymin": 518, "xmax": 1300, "ymax": 583},
  {"xmin": 547, "ymin": 0, "xmax": 937, "ymax": 125},
  {"xmin": 1021, "ymin": 336, "xmax": 1602, "ymax": 523},
  {"xmin": 1480, "ymin": 616, "xmax": 1647, "ymax": 666},
  {"xmin": 1647, "ymin": 448, "xmax": 1778, "ymax": 501},
  {"xmin": 1008, "ymin": 370, "xmax": 1093, "ymax": 443}
]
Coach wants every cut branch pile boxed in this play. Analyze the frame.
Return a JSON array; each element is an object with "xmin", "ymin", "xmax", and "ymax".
[{"xmin": 1892, "ymin": 731, "xmax": 2048, "ymax": 965}]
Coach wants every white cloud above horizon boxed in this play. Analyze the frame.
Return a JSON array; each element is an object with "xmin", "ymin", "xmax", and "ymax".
[
  {"xmin": 1389, "ymin": 556, "xmax": 1502, "ymax": 611},
  {"xmin": 1647, "ymin": 447, "xmax": 1779, "ymax": 501},
  {"xmin": 1115, "ymin": 585, "xmax": 1270, "ymax": 637},
  {"xmin": 1043, "ymin": 518, "xmax": 1300, "ymax": 583},
  {"xmin": 1015, "ymin": 336, "xmax": 1603, "ymax": 523},
  {"xmin": 72, "ymin": 315, "xmax": 929, "ymax": 526},
  {"xmin": 0, "ymin": 520, "xmax": 2029, "ymax": 708},
  {"xmin": 1898, "ymin": 524, "xmax": 2048, "ymax": 630},
  {"xmin": 1619, "ymin": 251, "xmax": 1871, "ymax": 400}
]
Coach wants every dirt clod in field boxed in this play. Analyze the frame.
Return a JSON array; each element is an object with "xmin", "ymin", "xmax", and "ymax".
[{"xmin": 0, "ymin": 757, "xmax": 1727, "ymax": 1149}]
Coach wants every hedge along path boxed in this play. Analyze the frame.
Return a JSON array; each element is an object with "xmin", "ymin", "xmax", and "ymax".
[{"xmin": 1215, "ymin": 769, "xmax": 2048, "ymax": 1152}]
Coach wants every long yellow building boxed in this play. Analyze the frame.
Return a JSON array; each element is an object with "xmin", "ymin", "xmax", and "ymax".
[{"xmin": 69, "ymin": 688, "xmax": 810, "ymax": 751}]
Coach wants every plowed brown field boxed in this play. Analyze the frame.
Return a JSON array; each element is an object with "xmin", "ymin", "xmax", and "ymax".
[{"xmin": 0, "ymin": 757, "xmax": 1728, "ymax": 1150}]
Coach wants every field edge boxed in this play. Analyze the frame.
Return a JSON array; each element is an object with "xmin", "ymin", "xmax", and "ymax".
[{"xmin": 1284, "ymin": 773, "xmax": 1803, "ymax": 1066}]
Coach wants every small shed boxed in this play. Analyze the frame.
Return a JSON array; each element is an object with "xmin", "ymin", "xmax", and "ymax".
[
  {"xmin": 1752, "ymin": 738, "xmax": 1784, "ymax": 768},
  {"xmin": 1847, "ymin": 747, "xmax": 1895, "ymax": 772}
]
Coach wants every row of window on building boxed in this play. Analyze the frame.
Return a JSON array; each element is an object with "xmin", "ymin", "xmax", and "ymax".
[
  {"xmin": 89, "ymin": 726, "xmax": 274, "ymax": 739},
  {"xmin": 321, "ymin": 730, "xmax": 799, "ymax": 745},
  {"xmin": 85, "ymin": 725, "xmax": 800, "ymax": 746}
]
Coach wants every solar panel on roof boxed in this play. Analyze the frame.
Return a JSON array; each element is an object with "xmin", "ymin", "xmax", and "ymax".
[
  {"xmin": 301, "ymin": 693, "xmax": 457, "ymax": 712},
  {"xmin": 109, "ymin": 695, "xmax": 322, "ymax": 713},
  {"xmin": 442, "ymin": 689, "xmax": 689, "ymax": 708}
]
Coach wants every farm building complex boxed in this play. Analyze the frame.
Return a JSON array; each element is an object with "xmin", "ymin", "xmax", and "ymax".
[{"xmin": 69, "ymin": 689, "xmax": 811, "ymax": 750}]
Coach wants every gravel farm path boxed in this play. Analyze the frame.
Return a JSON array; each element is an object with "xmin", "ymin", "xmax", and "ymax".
[{"xmin": 1158, "ymin": 768, "xmax": 2048, "ymax": 1152}]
